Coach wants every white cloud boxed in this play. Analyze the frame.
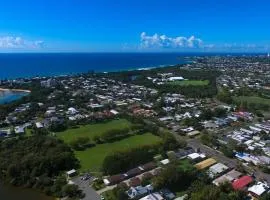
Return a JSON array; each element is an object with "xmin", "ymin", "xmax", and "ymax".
[
  {"xmin": 140, "ymin": 32, "xmax": 203, "ymax": 49},
  {"xmin": 0, "ymin": 36, "xmax": 44, "ymax": 49}
]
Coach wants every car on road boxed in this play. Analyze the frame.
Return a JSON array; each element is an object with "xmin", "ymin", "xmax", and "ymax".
[
  {"xmin": 81, "ymin": 173, "xmax": 91, "ymax": 181},
  {"xmin": 100, "ymin": 195, "xmax": 105, "ymax": 200}
]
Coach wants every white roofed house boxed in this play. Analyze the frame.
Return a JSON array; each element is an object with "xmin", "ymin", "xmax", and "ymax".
[
  {"xmin": 248, "ymin": 182, "xmax": 269, "ymax": 198},
  {"xmin": 187, "ymin": 153, "xmax": 206, "ymax": 161},
  {"xmin": 208, "ymin": 163, "xmax": 229, "ymax": 178},
  {"xmin": 14, "ymin": 126, "xmax": 25, "ymax": 134},
  {"xmin": 110, "ymin": 109, "xmax": 119, "ymax": 115},
  {"xmin": 67, "ymin": 107, "xmax": 79, "ymax": 115},
  {"xmin": 35, "ymin": 122, "xmax": 44, "ymax": 129},
  {"xmin": 66, "ymin": 169, "xmax": 77, "ymax": 178},
  {"xmin": 139, "ymin": 193, "xmax": 164, "ymax": 200}
]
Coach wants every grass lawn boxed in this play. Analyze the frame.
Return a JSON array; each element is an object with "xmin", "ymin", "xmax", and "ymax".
[
  {"xmin": 233, "ymin": 96, "xmax": 270, "ymax": 106},
  {"xmin": 57, "ymin": 119, "xmax": 131, "ymax": 143},
  {"xmin": 177, "ymin": 159, "xmax": 194, "ymax": 172},
  {"xmin": 167, "ymin": 80, "xmax": 209, "ymax": 86},
  {"xmin": 75, "ymin": 133, "xmax": 162, "ymax": 173},
  {"xmin": 25, "ymin": 128, "xmax": 32, "ymax": 137}
]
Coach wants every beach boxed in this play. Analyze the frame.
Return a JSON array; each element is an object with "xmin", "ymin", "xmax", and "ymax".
[{"xmin": 0, "ymin": 88, "xmax": 31, "ymax": 93}]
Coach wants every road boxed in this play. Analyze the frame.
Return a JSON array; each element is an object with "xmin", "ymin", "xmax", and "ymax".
[
  {"xmin": 187, "ymin": 138, "xmax": 270, "ymax": 184},
  {"xmin": 72, "ymin": 177, "xmax": 101, "ymax": 200}
]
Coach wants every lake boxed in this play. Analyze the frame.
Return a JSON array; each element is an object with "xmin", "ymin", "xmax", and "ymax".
[
  {"xmin": 0, "ymin": 182, "xmax": 54, "ymax": 200},
  {"xmin": 0, "ymin": 90, "xmax": 29, "ymax": 105}
]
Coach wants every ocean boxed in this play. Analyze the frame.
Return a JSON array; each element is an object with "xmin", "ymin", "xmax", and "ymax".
[
  {"xmin": 0, "ymin": 52, "xmax": 263, "ymax": 80},
  {"xmin": 0, "ymin": 53, "xmax": 189, "ymax": 79}
]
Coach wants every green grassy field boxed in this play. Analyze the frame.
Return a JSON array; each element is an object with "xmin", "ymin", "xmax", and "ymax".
[
  {"xmin": 75, "ymin": 133, "xmax": 162, "ymax": 172},
  {"xmin": 177, "ymin": 159, "xmax": 194, "ymax": 171},
  {"xmin": 233, "ymin": 96, "xmax": 270, "ymax": 105},
  {"xmin": 166, "ymin": 80, "xmax": 209, "ymax": 86},
  {"xmin": 57, "ymin": 119, "xmax": 131, "ymax": 143}
]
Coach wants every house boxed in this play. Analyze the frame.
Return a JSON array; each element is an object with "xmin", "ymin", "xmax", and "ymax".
[
  {"xmin": 125, "ymin": 168, "xmax": 142, "ymax": 178},
  {"xmin": 67, "ymin": 107, "xmax": 78, "ymax": 115},
  {"xmin": 66, "ymin": 169, "xmax": 77, "ymax": 178},
  {"xmin": 248, "ymin": 182, "xmax": 269, "ymax": 198},
  {"xmin": 103, "ymin": 174, "xmax": 126, "ymax": 186},
  {"xmin": 175, "ymin": 147, "xmax": 195, "ymax": 159},
  {"xmin": 127, "ymin": 185, "xmax": 153, "ymax": 199},
  {"xmin": 110, "ymin": 109, "xmax": 119, "ymax": 115},
  {"xmin": 139, "ymin": 193, "xmax": 164, "ymax": 200},
  {"xmin": 14, "ymin": 126, "xmax": 25, "ymax": 134},
  {"xmin": 213, "ymin": 175, "xmax": 233, "ymax": 186},
  {"xmin": 160, "ymin": 159, "xmax": 170, "ymax": 165},
  {"xmin": 35, "ymin": 122, "xmax": 43, "ymax": 129},
  {"xmin": 224, "ymin": 169, "xmax": 242, "ymax": 181},
  {"xmin": 0, "ymin": 129, "xmax": 10, "ymax": 137},
  {"xmin": 195, "ymin": 158, "xmax": 216, "ymax": 170},
  {"xmin": 203, "ymin": 121, "xmax": 219, "ymax": 130},
  {"xmin": 187, "ymin": 130, "xmax": 200, "ymax": 137},
  {"xmin": 140, "ymin": 162, "xmax": 157, "ymax": 172},
  {"xmin": 129, "ymin": 177, "xmax": 141, "ymax": 187},
  {"xmin": 208, "ymin": 163, "xmax": 229, "ymax": 178},
  {"xmin": 232, "ymin": 176, "xmax": 253, "ymax": 190},
  {"xmin": 187, "ymin": 153, "xmax": 206, "ymax": 161},
  {"xmin": 142, "ymin": 172, "xmax": 154, "ymax": 180},
  {"xmin": 160, "ymin": 188, "xmax": 176, "ymax": 200}
]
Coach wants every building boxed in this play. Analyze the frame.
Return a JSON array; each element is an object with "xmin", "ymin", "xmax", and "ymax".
[
  {"xmin": 139, "ymin": 193, "xmax": 164, "ymax": 200},
  {"xmin": 208, "ymin": 163, "xmax": 229, "ymax": 178},
  {"xmin": 160, "ymin": 159, "xmax": 170, "ymax": 165},
  {"xmin": 127, "ymin": 185, "xmax": 153, "ymax": 199},
  {"xmin": 224, "ymin": 169, "xmax": 242, "ymax": 181},
  {"xmin": 66, "ymin": 169, "xmax": 77, "ymax": 178},
  {"xmin": 140, "ymin": 162, "xmax": 156, "ymax": 172},
  {"xmin": 232, "ymin": 176, "xmax": 253, "ymax": 190},
  {"xmin": 195, "ymin": 158, "xmax": 216, "ymax": 170},
  {"xmin": 187, "ymin": 153, "xmax": 206, "ymax": 161},
  {"xmin": 129, "ymin": 177, "xmax": 141, "ymax": 187},
  {"xmin": 248, "ymin": 182, "xmax": 269, "ymax": 198},
  {"xmin": 125, "ymin": 168, "xmax": 142, "ymax": 178},
  {"xmin": 103, "ymin": 174, "xmax": 126, "ymax": 186}
]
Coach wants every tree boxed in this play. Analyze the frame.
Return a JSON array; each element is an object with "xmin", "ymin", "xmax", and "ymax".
[
  {"xmin": 102, "ymin": 144, "xmax": 160, "ymax": 175},
  {"xmin": 0, "ymin": 135, "xmax": 79, "ymax": 196},
  {"xmin": 62, "ymin": 184, "xmax": 84, "ymax": 199},
  {"xmin": 217, "ymin": 90, "xmax": 233, "ymax": 104}
]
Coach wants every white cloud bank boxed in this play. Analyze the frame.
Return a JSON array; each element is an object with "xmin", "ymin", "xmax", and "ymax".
[
  {"xmin": 140, "ymin": 32, "xmax": 203, "ymax": 49},
  {"xmin": 0, "ymin": 36, "xmax": 44, "ymax": 49}
]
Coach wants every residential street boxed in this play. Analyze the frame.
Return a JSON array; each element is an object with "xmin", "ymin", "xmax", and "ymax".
[{"xmin": 72, "ymin": 177, "xmax": 101, "ymax": 200}]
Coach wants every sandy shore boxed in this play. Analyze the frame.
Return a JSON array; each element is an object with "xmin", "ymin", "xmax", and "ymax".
[{"xmin": 0, "ymin": 88, "xmax": 31, "ymax": 93}]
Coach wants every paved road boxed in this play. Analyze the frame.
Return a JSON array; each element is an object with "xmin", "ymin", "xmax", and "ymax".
[
  {"xmin": 187, "ymin": 138, "xmax": 270, "ymax": 184},
  {"xmin": 72, "ymin": 177, "xmax": 101, "ymax": 200}
]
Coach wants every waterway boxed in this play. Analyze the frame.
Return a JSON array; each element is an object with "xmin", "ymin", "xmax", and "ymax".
[{"xmin": 0, "ymin": 90, "xmax": 29, "ymax": 105}]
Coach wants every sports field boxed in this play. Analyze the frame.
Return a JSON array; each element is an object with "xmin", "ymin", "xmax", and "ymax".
[
  {"xmin": 57, "ymin": 119, "xmax": 131, "ymax": 143},
  {"xmin": 166, "ymin": 80, "xmax": 209, "ymax": 86},
  {"xmin": 233, "ymin": 96, "xmax": 270, "ymax": 106},
  {"xmin": 75, "ymin": 133, "xmax": 162, "ymax": 172}
]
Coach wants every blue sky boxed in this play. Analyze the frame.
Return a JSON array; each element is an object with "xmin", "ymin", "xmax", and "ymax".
[{"xmin": 0, "ymin": 0, "xmax": 270, "ymax": 52}]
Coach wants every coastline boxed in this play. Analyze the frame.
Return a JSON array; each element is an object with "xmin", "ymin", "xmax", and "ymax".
[{"xmin": 0, "ymin": 88, "xmax": 31, "ymax": 93}]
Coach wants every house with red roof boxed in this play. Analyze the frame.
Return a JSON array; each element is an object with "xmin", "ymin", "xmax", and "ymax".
[{"xmin": 232, "ymin": 175, "xmax": 253, "ymax": 190}]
